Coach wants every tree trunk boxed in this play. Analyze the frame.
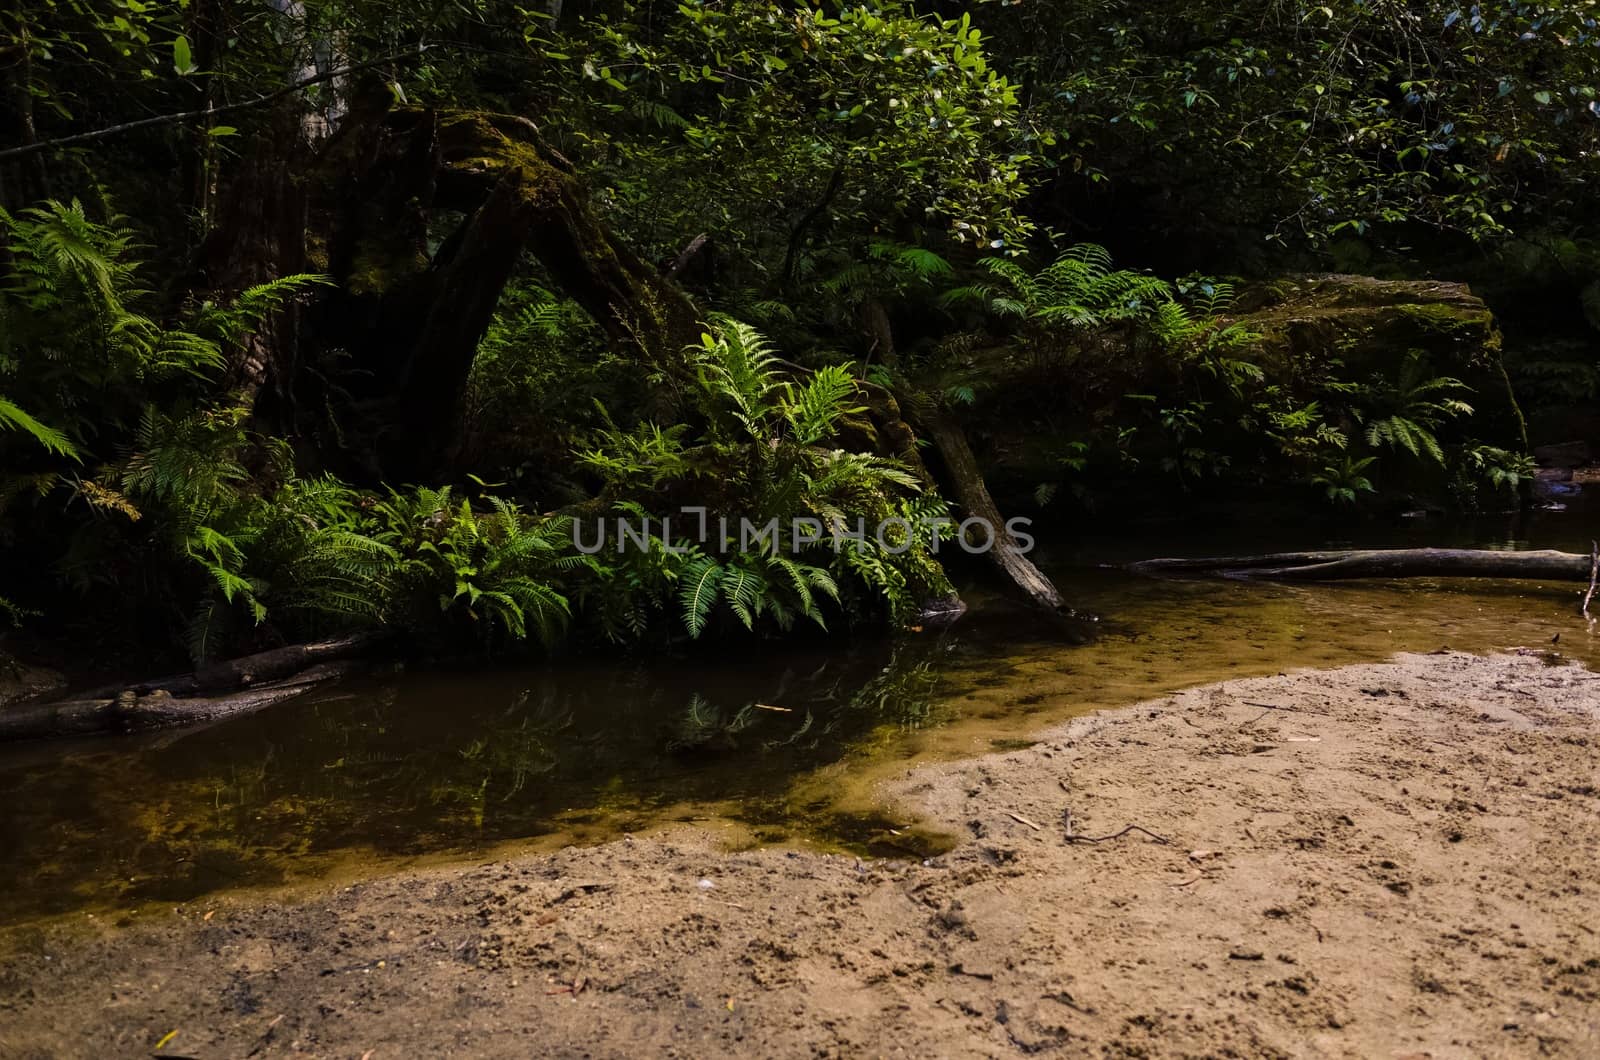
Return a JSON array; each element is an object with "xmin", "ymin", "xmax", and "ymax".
[
  {"xmin": 195, "ymin": 109, "xmax": 311, "ymax": 422},
  {"xmin": 299, "ymin": 105, "xmax": 701, "ymax": 477},
  {"xmin": 1128, "ymin": 548, "xmax": 1594, "ymax": 582},
  {"xmin": 918, "ymin": 407, "xmax": 1070, "ymax": 612}
]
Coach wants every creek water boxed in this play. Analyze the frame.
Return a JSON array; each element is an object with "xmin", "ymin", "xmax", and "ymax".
[{"xmin": 4, "ymin": 508, "xmax": 1600, "ymax": 925}]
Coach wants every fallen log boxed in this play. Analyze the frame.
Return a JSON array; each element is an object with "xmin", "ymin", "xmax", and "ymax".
[
  {"xmin": 0, "ymin": 633, "xmax": 390, "ymax": 742},
  {"xmin": 0, "ymin": 661, "xmax": 366, "ymax": 742},
  {"xmin": 73, "ymin": 631, "xmax": 389, "ymax": 700},
  {"xmin": 1128, "ymin": 547, "xmax": 1593, "ymax": 583}
]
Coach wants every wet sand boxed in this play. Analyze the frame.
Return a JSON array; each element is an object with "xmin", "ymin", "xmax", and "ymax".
[{"xmin": 3, "ymin": 650, "xmax": 1598, "ymax": 1058}]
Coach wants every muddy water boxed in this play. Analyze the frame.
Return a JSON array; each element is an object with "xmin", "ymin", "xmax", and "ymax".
[{"xmin": 4, "ymin": 512, "xmax": 1599, "ymax": 924}]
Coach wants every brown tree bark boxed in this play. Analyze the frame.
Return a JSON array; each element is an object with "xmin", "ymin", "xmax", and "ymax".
[
  {"xmin": 0, "ymin": 662, "xmax": 364, "ymax": 741},
  {"xmin": 195, "ymin": 108, "xmax": 311, "ymax": 420}
]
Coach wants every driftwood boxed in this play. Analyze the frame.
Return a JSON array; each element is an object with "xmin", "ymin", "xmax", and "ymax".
[
  {"xmin": 0, "ymin": 634, "xmax": 387, "ymax": 742},
  {"xmin": 1128, "ymin": 547, "xmax": 1595, "ymax": 583},
  {"xmin": 771, "ymin": 358, "xmax": 1061, "ymax": 621}
]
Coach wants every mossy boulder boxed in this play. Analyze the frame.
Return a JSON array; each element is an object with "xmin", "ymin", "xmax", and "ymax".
[
  {"xmin": 930, "ymin": 273, "xmax": 1527, "ymax": 511},
  {"xmin": 1228, "ymin": 274, "xmax": 1527, "ymax": 450}
]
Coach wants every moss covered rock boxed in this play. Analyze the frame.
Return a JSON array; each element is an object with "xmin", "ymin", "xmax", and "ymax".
[
  {"xmin": 1230, "ymin": 274, "xmax": 1526, "ymax": 450},
  {"xmin": 928, "ymin": 272, "xmax": 1527, "ymax": 512}
]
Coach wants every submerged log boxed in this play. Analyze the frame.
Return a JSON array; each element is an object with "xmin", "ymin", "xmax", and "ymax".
[
  {"xmin": 1129, "ymin": 548, "xmax": 1593, "ymax": 583},
  {"xmin": 74, "ymin": 631, "xmax": 390, "ymax": 700},
  {"xmin": 0, "ymin": 634, "xmax": 388, "ymax": 742},
  {"xmin": 0, "ymin": 662, "xmax": 365, "ymax": 742}
]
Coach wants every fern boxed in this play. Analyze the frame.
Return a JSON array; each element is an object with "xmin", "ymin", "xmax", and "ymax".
[
  {"xmin": 578, "ymin": 317, "xmax": 952, "ymax": 639},
  {"xmin": 1356, "ymin": 351, "xmax": 1474, "ymax": 465},
  {"xmin": 694, "ymin": 316, "xmax": 785, "ymax": 438},
  {"xmin": 883, "ymin": 246, "xmax": 953, "ymax": 280},
  {"xmin": 785, "ymin": 364, "xmax": 864, "ymax": 445},
  {"xmin": 0, "ymin": 396, "xmax": 77, "ymax": 458},
  {"xmin": 719, "ymin": 562, "xmax": 767, "ymax": 629},
  {"xmin": 678, "ymin": 554, "xmax": 724, "ymax": 636},
  {"xmin": 957, "ymin": 244, "xmax": 1184, "ymax": 336},
  {"xmin": 191, "ymin": 274, "xmax": 331, "ymax": 350}
]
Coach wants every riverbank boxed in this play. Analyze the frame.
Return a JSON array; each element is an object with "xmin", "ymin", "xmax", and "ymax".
[{"xmin": 3, "ymin": 650, "xmax": 1598, "ymax": 1057}]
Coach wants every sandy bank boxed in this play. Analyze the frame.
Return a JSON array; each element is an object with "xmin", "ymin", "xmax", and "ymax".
[{"xmin": 2, "ymin": 650, "xmax": 1598, "ymax": 1058}]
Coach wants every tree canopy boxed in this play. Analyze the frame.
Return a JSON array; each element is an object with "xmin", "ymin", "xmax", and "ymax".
[{"xmin": 1, "ymin": 0, "xmax": 1596, "ymax": 657}]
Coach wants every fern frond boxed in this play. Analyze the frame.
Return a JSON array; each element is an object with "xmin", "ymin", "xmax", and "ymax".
[
  {"xmin": 786, "ymin": 365, "xmax": 864, "ymax": 445},
  {"xmin": 0, "ymin": 396, "xmax": 77, "ymax": 458},
  {"xmin": 678, "ymin": 555, "xmax": 723, "ymax": 637}
]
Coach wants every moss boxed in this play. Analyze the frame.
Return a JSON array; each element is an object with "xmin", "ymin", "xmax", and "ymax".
[
  {"xmin": 347, "ymin": 230, "xmax": 429, "ymax": 297},
  {"xmin": 304, "ymin": 232, "xmax": 331, "ymax": 273},
  {"xmin": 438, "ymin": 112, "xmax": 564, "ymax": 206},
  {"xmin": 1396, "ymin": 301, "xmax": 1496, "ymax": 338}
]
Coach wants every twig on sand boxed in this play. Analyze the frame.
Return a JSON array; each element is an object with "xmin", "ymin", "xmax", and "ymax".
[
  {"xmin": 1246, "ymin": 700, "xmax": 1331, "ymax": 717},
  {"xmin": 1239, "ymin": 710, "xmax": 1273, "ymax": 730},
  {"xmin": 550, "ymin": 882, "xmax": 612, "ymax": 905},
  {"xmin": 1004, "ymin": 810, "xmax": 1043, "ymax": 831},
  {"xmin": 1064, "ymin": 822, "xmax": 1171, "ymax": 845},
  {"xmin": 244, "ymin": 1014, "xmax": 286, "ymax": 1058}
]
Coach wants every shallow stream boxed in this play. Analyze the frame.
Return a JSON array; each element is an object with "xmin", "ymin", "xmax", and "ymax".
[{"xmin": 5, "ymin": 511, "xmax": 1600, "ymax": 924}]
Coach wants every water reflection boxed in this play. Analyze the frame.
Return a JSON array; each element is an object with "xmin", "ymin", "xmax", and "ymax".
[{"xmin": 0, "ymin": 637, "xmax": 958, "ymax": 921}]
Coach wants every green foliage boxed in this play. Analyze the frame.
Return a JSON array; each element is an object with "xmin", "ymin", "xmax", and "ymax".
[
  {"xmin": 0, "ymin": 201, "xmax": 335, "ymax": 646},
  {"xmin": 1311, "ymin": 455, "xmax": 1378, "ymax": 506},
  {"xmin": 927, "ymin": 245, "xmax": 1275, "ymax": 488},
  {"xmin": 943, "ymin": 246, "xmax": 1258, "ymax": 361},
  {"xmin": 988, "ymin": 0, "xmax": 1600, "ymax": 247},
  {"xmin": 532, "ymin": 0, "xmax": 1032, "ymax": 286},
  {"xmin": 946, "ymin": 244, "xmax": 1175, "ymax": 327},
  {"xmin": 68, "ymin": 402, "xmax": 394, "ymax": 659},
  {"xmin": 1450, "ymin": 444, "xmax": 1535, "ymax": 510},
  {"xmin": 76, "ymin": 398, "xmax": 578, "ymax": 658},
  {"xmin": 0, "ymin": 200, "xmax": 222, "ymax": 464},
  {"xmin": 464, "ymin": 279, "xmax": 628, "ymax": 485},
  {"xmin": 370, "ymin": 488, "xmax": 577, "ymax": 647},
  {"xmin": 0, "ymin": 200, "xmax": 324, "ymax": 473},
  {"xmin": 6, "ymin": 0, "xmax": 1574, "ymax": 656},
  {"xmin": 0, "ymin": 397, "xmax": 75, "ymax": 459},
  {"xmin": 1356, "ymin": 352, "xmax": 1475, "ymax": 464},
  {"xmin": 578, "ymin": 317, "xmax": 949, "ymax": 640}
]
